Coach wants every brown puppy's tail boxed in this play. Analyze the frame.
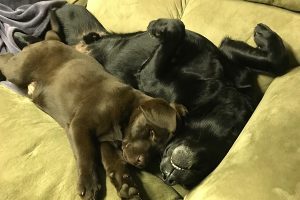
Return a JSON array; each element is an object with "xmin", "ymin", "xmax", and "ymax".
[
  {"xmin": 45, "ymin": 30, "xmax": 61, "ymax": 41},
  {"xmin": 45, "ymin": 10, "xmax": 62, "ymax": 41}
]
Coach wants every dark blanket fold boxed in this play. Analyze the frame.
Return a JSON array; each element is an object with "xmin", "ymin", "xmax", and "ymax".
[{"xmin": 0, "ymin": 0, "xmax": 66, "ymax": 53}]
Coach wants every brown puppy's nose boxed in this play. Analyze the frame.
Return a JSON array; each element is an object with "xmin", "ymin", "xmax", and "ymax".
[{"xmin": 135, "ymin": 155, "xmax": 145, "ymax": 168}]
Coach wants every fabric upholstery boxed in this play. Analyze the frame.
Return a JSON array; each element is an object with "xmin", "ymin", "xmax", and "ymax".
[
  {"xmin": 0, "ymin": 0, "xmax": 300, "ymax": 200},
  {"xmin": 67, "ymin": 0, "xmax": 87, "ymax": 6},
  {"xmin": 244, "ymin": 0, "xmax": 300, "ymax": 11}
]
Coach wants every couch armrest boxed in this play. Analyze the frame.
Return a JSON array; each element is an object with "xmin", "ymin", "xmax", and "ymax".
[{"xmin": 185, "ymin": 67, "xmax": 300, "ymax": 200}]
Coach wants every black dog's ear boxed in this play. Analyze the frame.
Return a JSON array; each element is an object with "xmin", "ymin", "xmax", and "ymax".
[{"xmin": 139, "ymin": 99, "xmax": 177, "ymax": 133}]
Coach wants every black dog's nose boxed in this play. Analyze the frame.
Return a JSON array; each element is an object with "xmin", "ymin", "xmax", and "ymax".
[
  {"xmin": 162, "ymin": 172, "xmax": 176, "ymax": 186},
  {"xmin": 166, "ymin": 177, "xmax": 176, "ymax": 185}
]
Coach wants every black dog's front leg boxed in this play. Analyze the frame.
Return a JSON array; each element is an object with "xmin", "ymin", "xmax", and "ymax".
[
  {"xmin": 68, "ymin": 118, "xmax": 101, "ymax": 200},
  {"xmin": 220, "ymin": 23, "xmax": 289, "ymax": 75}
]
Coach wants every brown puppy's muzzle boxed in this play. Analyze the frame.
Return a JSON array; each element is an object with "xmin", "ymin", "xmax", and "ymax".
[{"xmin": 122, "ymin": 140, "xmax": 151, "ymax": 169}]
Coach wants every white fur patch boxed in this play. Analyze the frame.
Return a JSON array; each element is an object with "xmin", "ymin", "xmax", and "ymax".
[{"xmin": 27, "ymin": 81, "xmax": 37, "ymax": 97}]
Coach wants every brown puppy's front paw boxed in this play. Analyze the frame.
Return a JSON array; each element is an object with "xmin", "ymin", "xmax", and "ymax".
[
  {"xmin": 109, "ymin": 171, "xmax": 141, "ymax": 200},
  {"xmin": 118, "ymin": 174, "xmax": 141, "ymax": 200},
  {"xmin": 77, "ymin": 172, "xmax": 101, "ymax": 200},
  {"xmin": 119, "ymin": 183, "xmax": 141, "ymax": 200}
]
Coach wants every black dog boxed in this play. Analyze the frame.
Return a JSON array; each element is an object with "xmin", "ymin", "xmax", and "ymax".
[{"xmin": 15, "ymin": 4, "xmax": 290, "ymax": 188}]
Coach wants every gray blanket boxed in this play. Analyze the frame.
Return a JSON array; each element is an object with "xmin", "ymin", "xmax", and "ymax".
[{"xmin": 0, "ymin": 0, "xmax": 66, "ymax": 53}]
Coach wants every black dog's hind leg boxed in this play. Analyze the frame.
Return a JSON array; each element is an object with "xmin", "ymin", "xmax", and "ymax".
[{"xmin": 220, "ymin": 23, "xmax": 289, "ymax": 75}]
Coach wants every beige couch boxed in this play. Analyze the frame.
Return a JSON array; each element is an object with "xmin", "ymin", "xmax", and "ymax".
[{"xmin": 1, "ymin": 0, "xmax": 300, "ymax": 199}]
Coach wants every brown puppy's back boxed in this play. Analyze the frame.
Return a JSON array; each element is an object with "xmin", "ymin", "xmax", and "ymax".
[{"xmin": 1, "ymin": 40, "xmax": 136, "ymax": 129}]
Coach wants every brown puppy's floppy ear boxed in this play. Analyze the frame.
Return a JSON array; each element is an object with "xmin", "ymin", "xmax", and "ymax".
[{"xmin": 139, "ymin": 99, "xmax": 177, "ymax": 133}]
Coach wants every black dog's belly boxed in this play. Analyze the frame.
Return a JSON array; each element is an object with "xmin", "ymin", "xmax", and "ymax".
[{"xmin": 135, "ymin": 30, "xmax": 227, "ymax": 104}]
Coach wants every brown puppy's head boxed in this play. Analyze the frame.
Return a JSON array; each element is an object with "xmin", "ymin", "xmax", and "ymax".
[{"xmin": 122, "ymin": 98, "xmax": 187, "ymax": 169}]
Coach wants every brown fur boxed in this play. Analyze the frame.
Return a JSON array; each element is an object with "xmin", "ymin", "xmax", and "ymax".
[{"xmin": 0, "ymin": 40, "xmax": 186, "ymax": 200}]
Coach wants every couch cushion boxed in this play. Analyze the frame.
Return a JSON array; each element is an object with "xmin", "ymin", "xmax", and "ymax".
[
  {"xmin": 244, "ymin": 0, "xmax": 300, "ymax": 12},
  {"xmin": 67, "ymin": 0, "xmax": 87, "ymax": 6},
  {"xmin": 87, "ymin": 0, "xmax": 186, "ymax": 33},
  {"xmin": 185, "ymin": 66, "xmax": 300, "ymax": 200}
]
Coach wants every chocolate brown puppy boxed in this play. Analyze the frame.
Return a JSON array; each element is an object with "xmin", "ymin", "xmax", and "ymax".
[{"xmin": 0, "ymin": 40, "xmax": 186, "ymax": 200}]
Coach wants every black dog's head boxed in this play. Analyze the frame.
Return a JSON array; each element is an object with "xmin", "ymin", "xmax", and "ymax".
[
  {"xmin": 122, "ymin": 98, "xmax": 187, "ymax": 169},
  {"xmin": 160, "ymin": 131, "xmax": 230, "ymax": 188}
]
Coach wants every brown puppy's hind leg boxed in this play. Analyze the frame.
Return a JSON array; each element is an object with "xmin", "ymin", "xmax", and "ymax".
[{"xmin": 68, "ymin": 117, "xmax": 101, "ymax": 200}]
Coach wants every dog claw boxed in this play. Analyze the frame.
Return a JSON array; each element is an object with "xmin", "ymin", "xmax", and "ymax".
[
  {"xmin": 109, "ymin": 172, "xmax": 115, "ymax": 178},
  {"xmin": 128, "ymin": 187, "xmax": 138, "ymax": 196},
  {"xmin": 123, "ymin": 174, "xmax": 129, "ymax": 179}
]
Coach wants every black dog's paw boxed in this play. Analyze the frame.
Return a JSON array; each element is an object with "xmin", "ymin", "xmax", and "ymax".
[
  {"xmin": 147, "ymin": 18, "xmax": 185, "ymax": 43},
  {"xmin": 254, "ymin": 23, "xmax": 278, "ymax": 50},
  {"xmin": 77, "ymin": 172, "xmax": 101, "ymax": 200}
]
